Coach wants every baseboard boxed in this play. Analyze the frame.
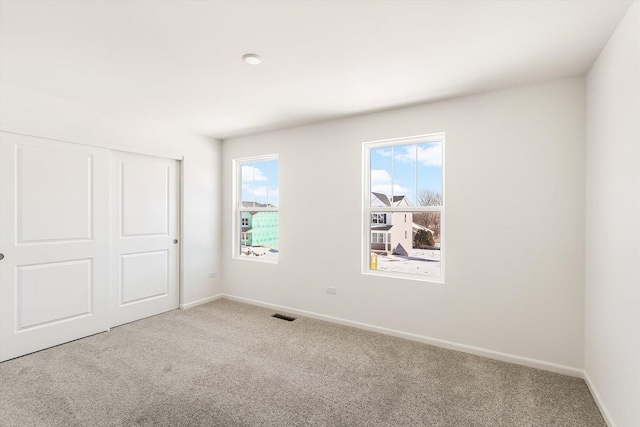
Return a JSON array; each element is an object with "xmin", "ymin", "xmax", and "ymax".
[
  {"xmin": 221, "ymin": 294, "xmax": 583, "ymax": 378},
  {"xmin": 180, "ymin": 294, "xmax": 224, "ymax": 310},
  {"xmin": 583, "ymin": 370, "xmax": 617, "ymax": 427}
]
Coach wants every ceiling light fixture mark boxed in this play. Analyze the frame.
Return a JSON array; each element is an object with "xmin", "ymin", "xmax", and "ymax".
[{"xmin": 242, "ymin": 53, "xmax": 262, "ymax": 65}]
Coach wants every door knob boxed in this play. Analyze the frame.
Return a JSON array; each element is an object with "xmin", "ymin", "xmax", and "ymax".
[
  {"xmin": 173, "ymin": 239, "xmax": 179, "ymax": 244},
  {"xmin": 0, "ymin": 253, "xmax": 4, "ymax": 260}
]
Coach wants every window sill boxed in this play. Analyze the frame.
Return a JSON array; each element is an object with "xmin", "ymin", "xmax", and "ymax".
[
  {"xmin": 233, "ymin": 255, "xmax": 278, "ymax": 264},
  {"xmin": 362, "ymin": 269, "xmax": 445, "ymax": 284}
]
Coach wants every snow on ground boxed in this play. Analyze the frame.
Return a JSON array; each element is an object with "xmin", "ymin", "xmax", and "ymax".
[
  {"xmin": 240, "ymin": 246, "xmax": 438, "ymax": 275},
  {"xmin": 240, "ymin": 246, "xmax": 278, "ymax": 259},
  {"xmin": 375, "ymin": 249, "xmax": 441, "ymax": 276}
]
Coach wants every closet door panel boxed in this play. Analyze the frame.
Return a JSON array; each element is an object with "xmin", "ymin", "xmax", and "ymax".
[{"xmin": 0, "ymin": 132, "xmax": 110, "ymax": 362}]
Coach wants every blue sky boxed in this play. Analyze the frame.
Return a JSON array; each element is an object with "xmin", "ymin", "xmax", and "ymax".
[
  {"xmin": 370, "ymin": 142, "xmax": 442, "ymax": 206},
  {"xmin": 241, "ymin": 160, "xmax": 279, "ymax": 207}
]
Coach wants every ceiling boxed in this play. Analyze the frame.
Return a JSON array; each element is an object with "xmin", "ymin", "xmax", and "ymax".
[{"xmin": 0, "ymin": 0, "xmax": 633, "ymax": 140}]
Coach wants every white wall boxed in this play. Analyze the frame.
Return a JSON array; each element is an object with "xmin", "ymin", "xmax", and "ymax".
[
  {"xmin": 585, "ymin": 2, "xmax": 640, "ymax": 426},
  {"xmin": 0, "ymin": 83, "xmax": 223, "ymax": 306},
  {"xmin": 222, "ymin": 76, "xmax": 587, "ymax": 372}
]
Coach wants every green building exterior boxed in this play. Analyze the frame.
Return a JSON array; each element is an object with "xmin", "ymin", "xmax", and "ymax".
[{"xmin": 241, "ymin": 211, "xmax": 279, "ymax": 249}]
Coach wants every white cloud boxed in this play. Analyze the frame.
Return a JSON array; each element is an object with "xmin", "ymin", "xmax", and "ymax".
[
  {"xmin": 249, "ymin": 186, "xmax": 279, "ymax": 198},
  {"xmin": 371, "ymin": 183, "xmax": 409, "ymax": 195},
  {"xmin": 241, "ymin": 165, "xmax": 268, "ymax": 182},
  {"xmin": 393, "ymin": 143, "xmax": 442, "ymax": 167},
  {"xmin": 243, "ymin": 186, "xmax": 279, "ymax": 205},
  {"xmin": 370, "ymin": 169, "xmax": 408, "ymax": 195},
  {"xmin": 417, "ymin": 143, "xmax": 442, "ymax": 167},
  {"xmin": 371, "ymin": 169, "xmax": 392, "ymax": 183}
]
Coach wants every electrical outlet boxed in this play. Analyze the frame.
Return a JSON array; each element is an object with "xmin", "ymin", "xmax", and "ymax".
[
  {"xmin": 208, "ymin": 272, "xmax": 216, "ymax": 278},
  {"xmin": 326, "ymin": 286, "xmax": 336, "ymax": 295}
]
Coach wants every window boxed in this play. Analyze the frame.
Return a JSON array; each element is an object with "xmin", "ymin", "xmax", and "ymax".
[
  {"xmin": 371, "ymin": 213, "xmax": 387, "ymax": 224},
  {"xmin": 363, "ymin": 133, "xmax": 444, "ymax": 281},
  {"xmin": 241, "ymin": 232, "xmax": 249, "ymax": 244},
  {"xmin": 234, "ymin": 155, "xmax": 279, "ymax": 262},
  {"xmin": 371, "ymin": 232, "xmax": 387, "ymax": 243}
]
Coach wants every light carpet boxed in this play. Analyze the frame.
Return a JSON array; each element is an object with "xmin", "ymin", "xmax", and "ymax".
[{"xmin": 0, "ymin": 299, "xmax": 605, "ymax": 426}]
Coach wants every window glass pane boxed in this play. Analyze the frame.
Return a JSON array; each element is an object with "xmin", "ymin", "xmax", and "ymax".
[
  {"xmin": 370, "ymin": 146, "xmax": 393, "ymax": 207},
  {"xmin": 239, "ymin": 211, "xmax": 279, "ymax": 259},
  {"xmin": 417, "ymin": 141, "xmax": 443, "ymax": 206},
  {"xmin": 392, "ymin": 143, "xmax": 417, "ymax": 206},
  {"xmin": 369, "ymin": 211, "xmax": 441, "ymax": 277},
  {"xmin": 251, "ymin": 161, "xmax": 269, "ymax": 206},
  {"xmin": 241, "ymin": 160, "xmax": 277, "ymax": 208},
  {"xmin": 240, "ymin": 162, "xmax": 256, "ymax": 207},
  {"xmin": 266, "ymin": 159, "xmax": 279, "ymax": 208}
]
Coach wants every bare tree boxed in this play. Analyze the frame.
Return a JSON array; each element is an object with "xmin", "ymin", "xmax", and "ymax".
[
  {"xmin": 418, "ymin": 189, "xmax": 442, "ymax": 207},
  {"xmin": 416, "ymin": 189, "xmax": 442, "ymax": 240}
]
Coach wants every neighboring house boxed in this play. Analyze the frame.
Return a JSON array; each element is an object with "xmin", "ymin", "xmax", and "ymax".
[
  {"xmin": 370, "ymin": 192, "xmax": 435, "ymax": 255},
  {"xmin": 370, "ymin": 192, "xmax": 413, "ymax": 256},
  {"xmin": 371, "ymin": 192, "xmax": 410, "ymax": 208},
  {"xmin": 241, "ymin": 202, "xmax": 279, "ymax": 250}
]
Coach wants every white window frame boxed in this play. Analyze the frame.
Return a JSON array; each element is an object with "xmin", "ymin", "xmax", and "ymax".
[
  {"xmin": 362, "ymin": 133, "xmax": 445, "ymax": 283},
  {"xmin": 371, "ymin": 232, "xmax": 388, "ymax": 243},
  {"xmin": 232, "ymin": 154, "xmax": 279, "ymax": 264},
  {"xmin": 371, "ymin": 213, "xmax": 387, "ymax": 224}
]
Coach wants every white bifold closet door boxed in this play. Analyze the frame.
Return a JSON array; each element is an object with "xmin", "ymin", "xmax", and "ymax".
[
  {"xmin": 0, "ymin": 133, "xmax": 110, "ymax": 362},
  {"xmin": 0, "ymin": 132, "xmax": 180, "ymax": 362},
  {"xmin": 109, "ymin": 150, "xmax": 180, "ymax": 327}
]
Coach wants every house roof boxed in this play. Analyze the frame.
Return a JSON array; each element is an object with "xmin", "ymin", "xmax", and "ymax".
[
  {"xmin": 371, "ymin": 192, "xmax": 409, "ymax": 207},
  {"xmin": 371, "ymin": 192, "xmax": 389, "ymax": 206},
  {"xmin": 412, "ymin": 223, "xmax": 434, "ymax": 234},
  {"xmin": 241, "ymin": 201, "xmax": 276, "ymax": 215},
  {"xmin": 241, "ymin": 201, "xmax": 275, "ymax": 208}
]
